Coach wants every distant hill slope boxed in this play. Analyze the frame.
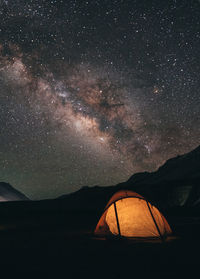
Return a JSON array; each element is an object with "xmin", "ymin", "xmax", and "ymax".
[
  {"xmin": 59, "ymin": 145, "xmax": 200, "ymax": 211},
  {"xmin": 0, "ymin": 182, "xmax": 29, "ymax": 201},
  {"xmin": 127, "ymin": 144, "xmax": 200, "ymax": 185}
]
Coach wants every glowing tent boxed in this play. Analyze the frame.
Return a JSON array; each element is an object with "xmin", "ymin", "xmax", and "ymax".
[{"xmin": 95, "ymin": 190, "xmax": 172, "ymax": 239}]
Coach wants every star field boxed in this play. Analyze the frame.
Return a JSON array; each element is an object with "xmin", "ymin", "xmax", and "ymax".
[{"xmin": 0, "ymin": 0, "xmax": 199, "ymax": 199}]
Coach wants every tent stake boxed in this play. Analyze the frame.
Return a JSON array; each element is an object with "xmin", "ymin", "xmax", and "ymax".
[{"xmin": 114, "ymin": 202, "xmax": 121, "ymax": 237}]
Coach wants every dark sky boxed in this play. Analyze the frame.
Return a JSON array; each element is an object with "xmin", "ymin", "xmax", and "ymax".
[{"xmin": 0, "ymin": 0, "xmax": 199, "ymax": 199}]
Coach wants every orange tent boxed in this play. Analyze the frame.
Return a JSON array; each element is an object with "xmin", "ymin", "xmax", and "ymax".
[{"xmin": 95, "ymin": 190, "xmax": 172, "ymax": 239}]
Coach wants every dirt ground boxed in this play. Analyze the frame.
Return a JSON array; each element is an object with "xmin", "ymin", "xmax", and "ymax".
[
  {"xmin": 0, "ymin": 203, "xmax": 199, "ymax": 278},
  {"xmin": 0, "ymin": 219, "xmax": 199, "ymax": 279}
]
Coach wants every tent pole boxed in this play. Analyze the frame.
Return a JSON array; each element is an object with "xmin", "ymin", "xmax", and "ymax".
[
  {"xmin": 114, "ymin": 202, "xmax": 121, "ymax": 237},
  {"xmin": 146, "ymin": 201, "xmax": 164, "ymax": 242}
]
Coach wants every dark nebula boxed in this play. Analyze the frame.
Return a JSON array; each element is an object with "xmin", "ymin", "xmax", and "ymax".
[{"xmin": 0, "ymin": 0, "xmax": 199, "ymax": 199}]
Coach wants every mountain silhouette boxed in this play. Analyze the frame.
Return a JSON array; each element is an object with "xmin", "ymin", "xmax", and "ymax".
[
  {"xmin": 127, "ymin": 144, "xmax": 200, "ymax": 185},
  {"xmin": 59, "ymin": 145, "xmax": 200, "ymax": 211},
  {"xmin": 0, "ymin": 145, "xmax": 199, "ymax": 210},
  {"xmin": 0, "ymin": 182, "xmax": 29, "ymax": 201}
]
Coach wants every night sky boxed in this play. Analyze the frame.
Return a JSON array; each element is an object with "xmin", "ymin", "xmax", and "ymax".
[{"xmin": 0, "ymin": 0, "xmax": 199, "ymax": 199}]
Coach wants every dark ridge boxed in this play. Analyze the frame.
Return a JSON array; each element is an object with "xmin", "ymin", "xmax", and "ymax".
[
  {"xmin": 57, "ymin": 144, "xmax": 200, "ymax": 211},
  {"xmin": 0, "ymin": 182, "xmax": 29, "ymax": 201}
]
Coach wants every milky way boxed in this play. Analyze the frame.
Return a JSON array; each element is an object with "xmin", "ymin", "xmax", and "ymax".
[{"xmin": 0, "ymin": 1, "xmax": 199, "ymax": 199}]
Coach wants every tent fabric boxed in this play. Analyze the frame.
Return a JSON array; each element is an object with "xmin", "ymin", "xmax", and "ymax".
[{"xmin": 95, "ymin": 190, "xmax": 172, "ymax": 238}]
